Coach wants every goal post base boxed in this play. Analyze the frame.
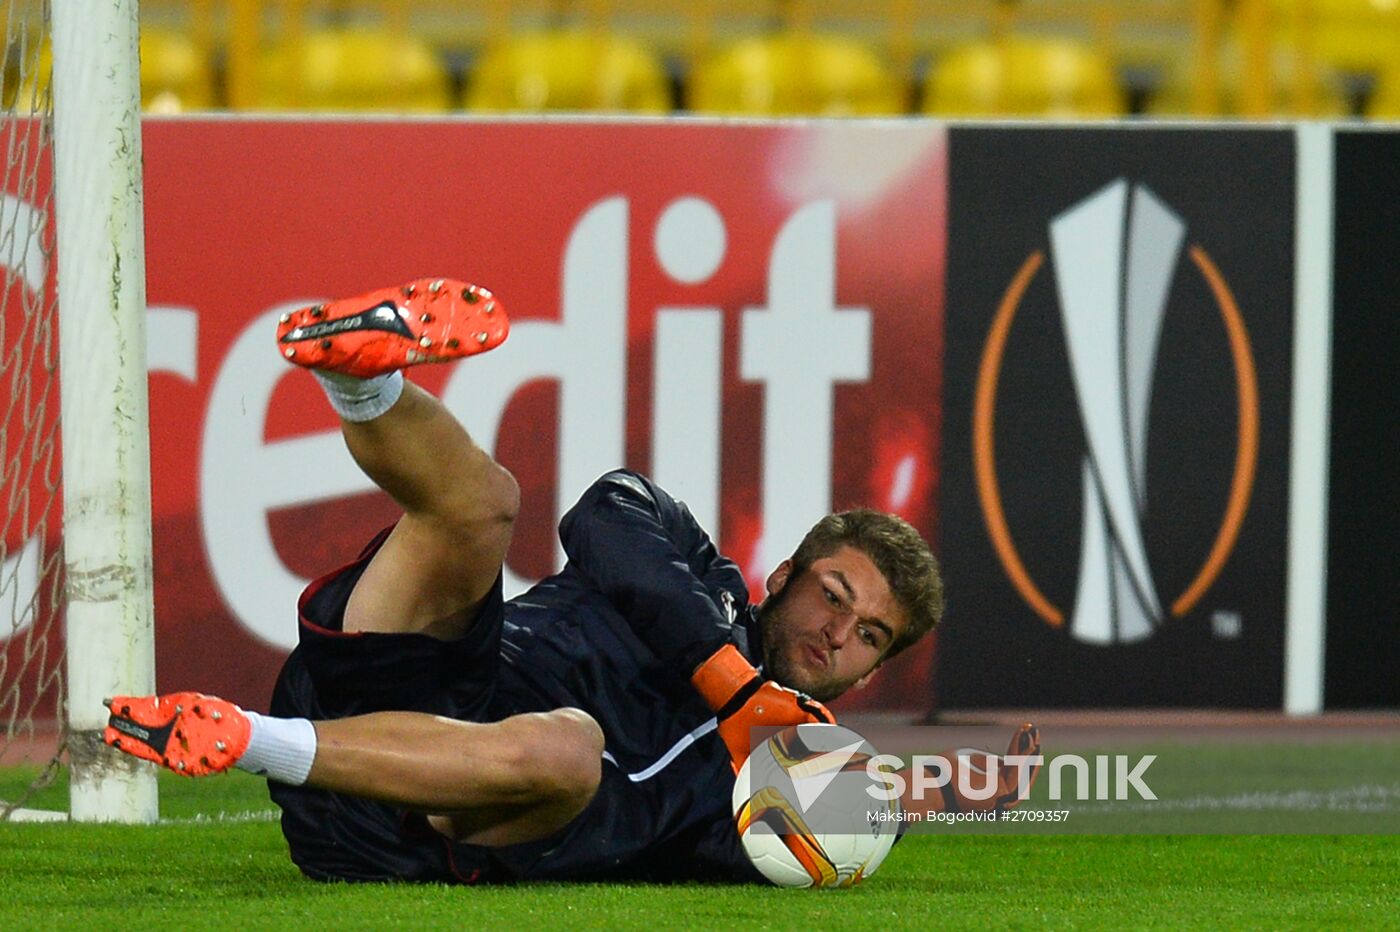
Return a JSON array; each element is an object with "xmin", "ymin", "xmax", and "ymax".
[{"xmin": 66, "ymin": 730, "xmax": 158, "ymax": 824}]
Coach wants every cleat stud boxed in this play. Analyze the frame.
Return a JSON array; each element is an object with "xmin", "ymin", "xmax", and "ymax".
[
  {"xmin": 284, "ymin": 347, "xmax": 296, "ymax": 359},
  {"xmin": 177, "ymin": 761, "xmax": 186, "ymax": 772},
  {"xmin": 419, "ymin": 336, "xmax": 432, "ymax": 348},
  {"xmin": 175, "ymin": 705, "xmax": 183, "ymax": 714},
  {"xmin": 484, "ymin": 301, "xmax": 495, "ymax": 314},
  {"xmin": 211, "ymin": 711, "xmax": 222, "ymax": 722},
  {"xmin": 446, "ymin": 338, "xmax": 460, "ymax": 349},
  {"xmin": 463, "ymin": 289, "xmax": 479, "ymax": 304},
  {"xmin": 121, "ymin": 705, "xmax": 131, "ymax": 715},
  {"xmin": 215, "ymin": 740, "xmax": 227, "ymax": 752},
  {"xmin": 429, "ymin": 279, "xmax": 444, "ymax": 294},
  {"xmin": 420, "ymin": 313, "xmax": 434, "ymax": 324},
  {"xmin": 320, "ymin": 339, "xmax": 333, "ymax": 350},
  {"xmin": 402, "ymin": 284, "xmax": 416, "ymax": 298},
  {"xmin": 200, "ymin": 757, "xmax": 211, "ymax": 768},
  {"xmin": 112, "ymin": 738, "xmax": 122, "ymax": 749},
  {"xmin": 279, "ymin": 313, "xmax": 291, "ymax": 324},
  {"xmin": 475, "ymin": 332, "xmax": 489, "ymax": 345},
  {"xmin": 310, "ymin": 305, "xmax": 326, "ymax": 318}
]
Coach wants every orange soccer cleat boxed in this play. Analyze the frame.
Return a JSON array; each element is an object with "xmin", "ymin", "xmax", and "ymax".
[
  {"xmin": 103, "ymin": 692, "xmax": 251, "ymax": 777},
  {"xmin": 276, "ymin": 278, "xmax": 509, "ymax": 378}
]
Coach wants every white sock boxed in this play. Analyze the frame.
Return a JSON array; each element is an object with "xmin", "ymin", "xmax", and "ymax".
[
  {"xmin": 312, "ymin": 370, "xmax": 404, "ymax": 423},
  {"xmin": 235, "ymin": 711, "xmax": 317, "ymax": 786}
]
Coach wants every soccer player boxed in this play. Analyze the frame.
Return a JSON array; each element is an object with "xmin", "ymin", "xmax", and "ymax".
[{"xmin": 104, "ymin": 278, "xmax": 993, "ymax": 883}]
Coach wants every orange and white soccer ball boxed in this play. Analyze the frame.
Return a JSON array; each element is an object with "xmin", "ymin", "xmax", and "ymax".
[{"xmin": 732, "ymin": 723, "xmax": 900, "ymax": 888}]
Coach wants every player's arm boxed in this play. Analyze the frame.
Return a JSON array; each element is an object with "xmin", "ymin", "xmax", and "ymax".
[
  {"xmin": 558, "ymin": 469, "xmax": 741, "ymax": 675},
  {"xmin": 560, "ymin": 470, "xmax": 833, "ymax": 770}
]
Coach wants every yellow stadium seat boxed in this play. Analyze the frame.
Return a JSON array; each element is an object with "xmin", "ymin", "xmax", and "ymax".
[
  {"xmin": 1146, "ymin": 42, "xmax": 1351, "ymax": 117},
  {"xmin": 8, "ymin": 28, "xmax": 214, "ymax": 112},
  {"xmin": 7, "ymin": 44, "xmax": 52, "ymax": 111},
  {"xmin": 1269, "ymin": 0, "xmax": 1400, "ymax": 76},
  {"xmin": 141, "ymin": 28, "xmax": 215, "ymax": 112},
  {"xmin": 254, "ymin": 29, "xmax": 452, "ymax": 112},
  {"xmin": 463, "ymin": 31, "xmax": 671, "ymax": 113},
  {"xmin": 688, "ymin": 32, "xmax": 905, "ymax": 117},
  {"xmin": 1367, "ymin": 62, "xmax": 1400, "ymax": 116},
  {"xmin": 923, "ymin": 37, "xmax": 1127, "ymax": 118}
]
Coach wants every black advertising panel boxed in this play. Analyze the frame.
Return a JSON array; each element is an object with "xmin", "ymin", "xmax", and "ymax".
[
  {"xmin": 1325, "ymin": 129, "xmax": 1400, "ymax": 708},
  {"xmin": 937, "ymin": 127, "xmax": 1295, "ymax": 708}
]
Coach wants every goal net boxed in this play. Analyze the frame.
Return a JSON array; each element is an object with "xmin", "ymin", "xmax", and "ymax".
[
  {"xmin": 0, "ymin": 0, "xmax": 66, "ymax": 820},
  {"xmin": 2, "ymin": 0, "xmax": 156, "ymax": 823}
]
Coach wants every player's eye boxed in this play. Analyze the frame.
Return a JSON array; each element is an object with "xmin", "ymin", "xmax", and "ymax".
[
  {"xmin": 823, "ymin": 587, "xmax": 841, "ymax": 607},
  {"xmin": 858, "ymin": 626, "xmax": 877, "ymax": 646}
]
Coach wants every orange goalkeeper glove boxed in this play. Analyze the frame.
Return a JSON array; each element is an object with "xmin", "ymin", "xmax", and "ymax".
[{"xmin": 692, "ymin": 644, "xmax": 836, "ymax": 773}]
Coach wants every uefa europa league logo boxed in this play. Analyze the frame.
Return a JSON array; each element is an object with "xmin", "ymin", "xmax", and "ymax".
[
  {"xmin": 1052, "ymin": 181, "xmax": 1182, "ymax": 644},
  {"xmin": 975, "ymin": 179, "xmax": 1259, "ymax": 645}
]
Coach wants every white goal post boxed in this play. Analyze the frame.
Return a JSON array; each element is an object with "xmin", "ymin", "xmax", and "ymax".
[{"xmin": 51, "ymin": 0, "xmax": 157, "ymax": 823}]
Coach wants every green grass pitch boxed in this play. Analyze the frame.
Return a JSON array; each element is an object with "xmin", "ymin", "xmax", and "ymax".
[{"xmin": 2, "ymin": 750, "xmax": 1396, "ymax": 929}]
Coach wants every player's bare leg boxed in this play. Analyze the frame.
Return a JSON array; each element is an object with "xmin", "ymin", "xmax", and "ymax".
[
  {"xmin": 311, "ymin": 707, "xmax": 604, "ymax": 846},
  {"xmin": 275, "ymin": 278, "xmax": 517, "ymax": 640},
  {"xmin": 106, "ymin": 692, "xmax": 604, "ymax": 846},
  {"xmin": 337, "ymin": 381, "xmax": 519, "ymax": 640}
]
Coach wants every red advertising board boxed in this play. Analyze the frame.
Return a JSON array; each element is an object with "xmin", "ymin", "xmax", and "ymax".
[{"xmin": 127, "ymin": 118, "xmax": 947, "ymax": 713}]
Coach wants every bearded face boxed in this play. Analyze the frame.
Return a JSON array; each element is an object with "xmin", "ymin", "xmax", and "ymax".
[{"xmin": 757, "ymin": 546, "xmax": 908, "ymax": 703}]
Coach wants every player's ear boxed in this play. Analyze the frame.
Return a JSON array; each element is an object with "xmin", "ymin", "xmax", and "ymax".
[
  {"xmin": 765, "ymin": 560, "xmax": 793, "ymax": 596},
  {"xmin": 852, "ymin": 667, "xmax": 879, "ymax": 691}
]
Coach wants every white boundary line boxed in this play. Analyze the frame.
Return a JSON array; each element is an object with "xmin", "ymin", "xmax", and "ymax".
[
  {"xmin": 1283, "ymin": 125, "xmax": 1335, "ymax": 715},
  {"xmin": 162, "ymin": 810, "xmax": 280, "ymax": 825},
  {"xmin": 4, "ymin": 807, "xmax": 280, "ymax": 824},
  {"xmin": 4, "ymin": 806, "xmax": 68, "ymax": 823},
  {"xmin": 1071, "ymin": 783, "xmax": 1400, "ymax": 814}
]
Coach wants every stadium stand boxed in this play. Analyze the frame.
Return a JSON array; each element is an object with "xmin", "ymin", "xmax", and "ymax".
[
  {"xmin": 12, "ymin": 2, "xmax": 1400, "ymax": 118},
  {"xmin": 1366, "ymin": 61, "xmax": 1400, "ymax": 117},
  {"xmin": 688, "ymin": 30, "xmax": 906, "ymax": 116},
  {"xmin": 7, "ymin": 27, "xmax": 214, "ymax": 112},
  {"xmin": 922, "ymin": 36, "xmax": 1127, "ymax": 117},
  {"xmin": 1147, "ymin": 38, "xmax": 1352, "ymax": 116},
  {"xmin": 1268, "ymin": 0, "xmax": 1400, "ymax": 77},
  {"xmin": 462, "ymin": 29, "xmax": 672, "ymax": 113},
  {"xmin": 253, "ymin": 28, "xmax": 453, "ymax": 112},
  {"xmin": 137, "ymin": 27, "xmax": 217, "ymax": 112}
]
